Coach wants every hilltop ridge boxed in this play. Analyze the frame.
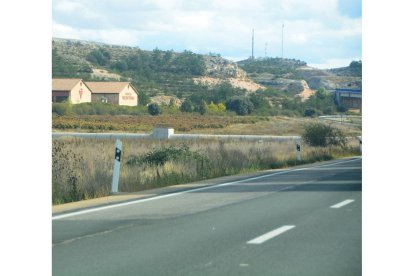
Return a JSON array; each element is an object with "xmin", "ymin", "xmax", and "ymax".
[{"xmin": 52, "ymin": 38, "xmax": 361, "ymax": 106}]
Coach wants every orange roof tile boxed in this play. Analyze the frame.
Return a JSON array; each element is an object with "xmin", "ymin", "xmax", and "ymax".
[
  {"xmin": 85, "ymin": 82, "xmax": 134, "ymax": 94},
  {"xmin": 52, "ymin": 78, "xmax": 82, "ymax": 91}
]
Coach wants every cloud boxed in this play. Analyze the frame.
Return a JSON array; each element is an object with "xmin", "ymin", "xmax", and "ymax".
[
  {"xmin": 308, "ymin": 57, "xmax": 360, "ymax": 69},
  {"xmin": 52, "ymin": 21, "xmax": 141, "ymax": 46},
  {"xmin": 54, "ymin": 0, "xmax": 104, "ymax": 20}
]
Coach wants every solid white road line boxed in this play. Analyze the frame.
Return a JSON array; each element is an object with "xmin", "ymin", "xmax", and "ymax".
[
  {"xmin": 247, "ymin": 225, "xmax": 296, "ymax": 244},
  {"xmin": 330, "ymin": 199, "xmax": 355, "ymax": 209},
  {"xmin": 53, "ymin": 158, "xmax": 360, "ymax": 220}
]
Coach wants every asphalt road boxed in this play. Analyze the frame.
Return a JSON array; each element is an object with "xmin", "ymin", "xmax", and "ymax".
[{"xmin": 53, "ymin": 157, "xmax": 362, "ymax": 276}]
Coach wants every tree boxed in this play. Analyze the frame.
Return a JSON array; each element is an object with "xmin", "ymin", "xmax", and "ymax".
[
  {"xmin": 148, "ymin": 103, "xmax": 161, "ymax": 115},
  {"xmin": 250, "ymin": 94, "xmax": 270, "ymax": 109},
  {"xmin": 225, "ymin": 97, "xmax": 255, "ymax": 115},
  {"xmin": 207, "ymin": 102, "xmax": 219, "ymax": 113},
  {"xmin": 315, "ymin": 88, "xmax": 328, "ymax": 100},
  {"xmin": 180, "ymin": 99, "xmax": 194, "ymax": 112},
  {"xmin": 138, "ymin": 90, "xmax": 150, "ymax": 106},
  {"xmin": 349, "ymin": 60, "xmax": 362, "ymax": 69},
  {"xmin": 198, "ymin": 100, "xmax": 208, "ymax": 115},
  {"xmin": 52, "ymin": 47, "xmax": 78, "ymax": 77},
  {"xmin": 86, "ymin": 48, "xmax": 111, "ymax": 66},
  {"xmin": 217, "ymin": 102, "xmax": 226, "ymax": 112},
  {"xmin": 304, "ymin": 108, "xmax": 316, "ymax": 117},
  {"xmin": 302, "ymin": 123, "xmax": 347, "ymax": 148},
  {"xmin": 112, "ymin": 60, "xmax": 128, "ymax": 72}
]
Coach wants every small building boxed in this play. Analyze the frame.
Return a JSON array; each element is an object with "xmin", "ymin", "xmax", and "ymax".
[
  {"xmin": 334, "ymin": 88, "xmax": 362, "ymax": 110},
  {"xmin": 52, "ymin": 78, "xmax": 92, "ymax": 104},
  {"xmin": 86, "ymin": 82, "xmax": 139, "ymax": 106}
]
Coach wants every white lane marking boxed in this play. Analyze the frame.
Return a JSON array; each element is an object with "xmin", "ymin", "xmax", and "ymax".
[
  {"xmin": 330, "ymin": 199, "xmax": 355, "ymax": 208},
  {"xmin": 247, "ymin": 225, "xmax": 296, "ymax": 244},
  {"xmin": 53, "ymin": 158, "xmax": 360, "ymax": 220}
]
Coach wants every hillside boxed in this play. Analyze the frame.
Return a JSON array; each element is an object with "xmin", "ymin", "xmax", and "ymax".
[
  {"xmin": 237, "ymin": 57, "xmax": 362, "ymax": 92},
  {"xmin": 52, "ymin": 38, "xmax": 361, "ymax": 116},
  {"xmin": 52, "ymin": 38, "xmax": 263, "ymax": 100}
]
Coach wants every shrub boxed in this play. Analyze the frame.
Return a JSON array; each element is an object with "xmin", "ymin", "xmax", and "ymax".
[
  {"xmin": 225, "ymin": 97, "xmax": 254, "ymax": 115},
  {"xmin": 198, "ymin": 101, "xmax": 208, "ymax": 115},
  {"xmin": 86, "ymin": 48, "xmax": 111, "ymax": 66},
  {"xmin": 52, "ymin": 102, "xmax": 73, "ymax": 116},
  {"xmin": 127, "ymin": 144, "xmax": 197, "ymax": 166},
  {"xmin": 302, "ymin": 123, "xmax": 347, "ymax": 148},
  {"xmin": 337, "ymin": 105, "xmax": 348, "ymax": 113},
  {"xmin": 304, "ymin": 108, "xmax": 316, "ymax": 117},
  {"xmin": 148, "ymin": 103, "xmax": 161, "ymax": 115},
  {"xmin": 180, "ymin": 99, "xmax": 194, "ymax": 112}
]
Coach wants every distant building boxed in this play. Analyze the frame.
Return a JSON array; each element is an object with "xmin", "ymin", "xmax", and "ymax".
[
  {"xmin": 52, "ymin": 78, "xmax": 92, "ymax": 104},
  {"xmin": 86, "ymin": 82, "xmax": 139, "ymax": 106},
  {"xmin": 334, "ymin": 88, "xmax": 362, "ymax": 110}
]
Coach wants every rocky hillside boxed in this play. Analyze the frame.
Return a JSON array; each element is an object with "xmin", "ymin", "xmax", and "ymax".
[
  {"xmin": 52, "ymin": 38, "xmax": 361, "ymax": 104},
  {"xmin": 237, "ymin": 57, "xmax": 362, "ymax": 93},
  {"xmin": 238, "ymin": 58, "xmax": 362, "ymax": 94},
  {"xmin": 52, "ymin": 38, "xmax": 263, "ymax": 99}
]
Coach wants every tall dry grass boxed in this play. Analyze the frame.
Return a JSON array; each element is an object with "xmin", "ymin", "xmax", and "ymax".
[{"xmin": 52, "ymin": 137, "xmax": 360, "ymax": 204}]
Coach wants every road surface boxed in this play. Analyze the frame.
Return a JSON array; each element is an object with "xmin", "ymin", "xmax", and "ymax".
[{"xmin": 53, "ymin": 157, "xmax": 362, "ymax": 276}]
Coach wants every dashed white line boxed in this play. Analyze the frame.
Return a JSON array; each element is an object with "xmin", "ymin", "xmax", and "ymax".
[
  {"xmin": 247, "ymin": 225, "xmax": 296, "ymax": 245},
  {"xmin": 330, "ymin": 199, "xmax": 355, "ymax": 209}
]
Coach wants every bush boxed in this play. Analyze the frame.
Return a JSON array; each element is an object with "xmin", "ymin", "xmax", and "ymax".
[
  {"xmin": 180, "ymin": 100, "xmax": 194, "ymax": 112},
  {"xmin": 304, "ymin": 108, "xmax": 316, "ymax": 117},
  {"xmin": 127, "ymin": 144, "xmax": 199, "ymax": 166},
  {"xmin": 225, "ymin": 97, "xmax": 254, "ymax": 115},
  {"xmin": 86, "ymin": 48, "xmax": 111, "ymax": 66},
  {"xmin": 337, "ymin": 105, "xmax": 348, "ymax": 113},
  {"xmin": 302, "ymin": 123, "xmax": 347, "ymax": 148},
  {"xmin": 148, "ymin": 103, "xmax": 161, "ymax": 115},
  {"xmin": 52, "ymin": 102, "xmax": 73, "ymax": 116}
]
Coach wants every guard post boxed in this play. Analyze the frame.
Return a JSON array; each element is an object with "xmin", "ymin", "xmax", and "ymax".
[
  {"xmin": 111, "ymin": 139, "xmax": 122, "ymax": 194},
  {"xmin": 296, "ymin": 141, "xmax": 301, "ymax": 161}
]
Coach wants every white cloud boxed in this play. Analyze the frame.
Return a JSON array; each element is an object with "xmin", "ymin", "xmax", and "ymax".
[
  {"xmin": 53, "ymin": 0, "xmax": 105, "ymax": 22},
  {"xmin": 308, "ymin": 57, "xmax": 360, "ymax": 69},
  {"xmin": 52, "ymin": 22, "xmax": 79, "ymax": 39},
  {"xmin": 54, "ymin": 0, "xmax": 83, "ymax": 12},
  {"xmin": 52, "ymin": 21, "xmax": 141, "ymax": 46}
]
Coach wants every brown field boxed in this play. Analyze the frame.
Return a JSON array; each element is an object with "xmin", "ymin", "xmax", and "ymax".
[
  {"xmin": 52, "ymin": 115, "xmax": 361, "ymax": 136},
  {"xmin": 52, "ymin": 114, "xmax": 268, "ymax": 133}
]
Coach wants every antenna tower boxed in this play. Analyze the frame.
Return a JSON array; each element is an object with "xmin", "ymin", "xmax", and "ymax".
[
  {"xmin": 281, "ymin": 23, "xmax": 284, "ymax": 59},
  {"xmin": 251, "ymin": 28, "xmax": 255, "ymax": 59}
]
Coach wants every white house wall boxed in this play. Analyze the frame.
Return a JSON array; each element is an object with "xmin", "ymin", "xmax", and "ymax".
[
  {"xmin": 70, "ymin": 81, "xmax": 92, "ymax": 104},
  {"xmin": 118, "ymin": 86, "xmax": 138, "ymax": 106}
]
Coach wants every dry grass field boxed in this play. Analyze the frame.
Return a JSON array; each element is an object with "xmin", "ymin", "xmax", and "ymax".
[{"xmin": 52, "ymin": 137, "xmax": 360, "ymax": 204}]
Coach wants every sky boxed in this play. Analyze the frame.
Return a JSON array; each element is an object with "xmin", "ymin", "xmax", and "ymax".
[{"xmin": 52, "ymin": 0, "xmax": 361, "ymax": 69}]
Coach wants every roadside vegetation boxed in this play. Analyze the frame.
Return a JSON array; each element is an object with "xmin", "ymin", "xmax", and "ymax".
[{"xmin": 52, "ymin": 135, "xmax": 360, "ymax": 205}]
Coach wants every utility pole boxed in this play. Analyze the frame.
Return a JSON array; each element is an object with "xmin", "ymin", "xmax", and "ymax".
[
  {"xmin": 251, "ymin": 28, "xmax": 255, "ymax": 60},
  {"xmin": 265, "ymin": 42, "xmax": 267, "ymax": 58}
]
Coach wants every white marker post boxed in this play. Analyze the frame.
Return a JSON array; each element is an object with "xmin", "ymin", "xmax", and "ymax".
[
  {"xmin": 111, "ymin": 139, "xmax": 122, "ymax": 194},
  {"xmin": 296, "ymin": 141, "xmax": 301, "ymax": 161}
]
